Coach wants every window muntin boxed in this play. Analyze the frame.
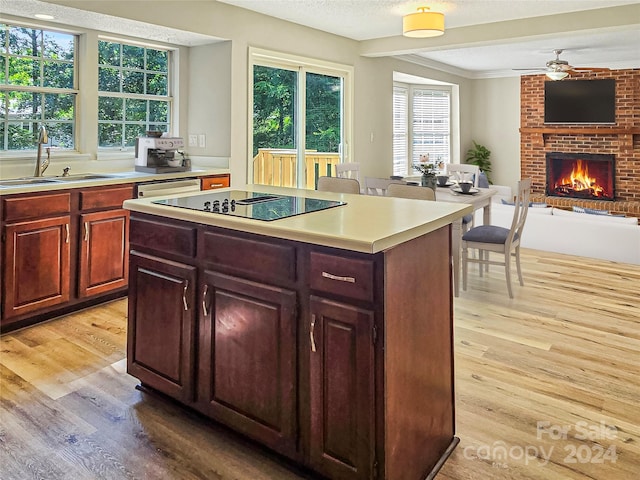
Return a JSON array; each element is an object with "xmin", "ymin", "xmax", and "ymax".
[
  {"xmin": 0, "ymin": 23, "xmax": 76, "ymax": 151},
  {"xmin": 98, "ymin": 40, "xmax": 170, "ymax": 148}
]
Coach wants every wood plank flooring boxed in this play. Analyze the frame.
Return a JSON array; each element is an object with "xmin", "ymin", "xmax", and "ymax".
[{"xmin": 1, "ymin": 248, "xmax": 639, "ymax": 479}]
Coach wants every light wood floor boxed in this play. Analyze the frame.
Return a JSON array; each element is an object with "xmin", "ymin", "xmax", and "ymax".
[{"xmin": 1, "ymin": 249, "xmax": 639, "ymax": 479}]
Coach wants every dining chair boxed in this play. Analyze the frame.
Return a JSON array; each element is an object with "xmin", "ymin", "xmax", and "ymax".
[
  {"xmin": 387, "ymin": 183, "xmax": 435, "ymax": 201},
  {"xmin": 447, "ymin": 163, "xmax": 481, "ymax": 232},
  {"xmin": 461, "ymin": 178, "xmax": 531, "ymax": 299},
  {"xmin": 335, "ymin": 162, "xmax": 360, "ymax": 181},
  {"xmin": 446, "ymin": 163, "xmax": 480, "ymax": 186},
  {"xmin": 317, "ymin": 176, "xmax": 361, "ymax": 194},
  {"xmin": 364, "ymin": 177, "xmax": 405, "ymax": 196}
]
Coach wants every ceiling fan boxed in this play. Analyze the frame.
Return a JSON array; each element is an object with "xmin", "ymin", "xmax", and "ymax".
[{"xmin": 515, "ymin": 49, "xmax": 610, "ymax": 80}]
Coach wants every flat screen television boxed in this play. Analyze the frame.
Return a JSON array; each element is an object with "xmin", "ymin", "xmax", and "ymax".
[{"xmin": 544, "ymin": 79, "xmax": 615, "ymax": 124}]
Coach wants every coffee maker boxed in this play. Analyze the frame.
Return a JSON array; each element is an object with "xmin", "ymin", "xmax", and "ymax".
[{"xmin": 135, "ymin": 136, "xmax": 188, "ymax": 173}]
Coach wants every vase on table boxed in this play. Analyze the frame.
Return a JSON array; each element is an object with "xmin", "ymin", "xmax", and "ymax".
[{"xmin": 421, "ymin": 174, "xmax": 437, "ymax": 192}]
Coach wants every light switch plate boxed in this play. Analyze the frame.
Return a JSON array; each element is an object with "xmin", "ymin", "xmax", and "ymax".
[
  {"xmin": 188, "ymin": 135, "xmax": 198, "ymax": 147},
  {"xmin": 198, "ymin": 134, "xmax": 206, "ymax": 148}
]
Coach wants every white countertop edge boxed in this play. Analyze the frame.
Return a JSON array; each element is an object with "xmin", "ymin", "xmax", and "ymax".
[{"xmin": 123, "ymin": 186, "xmax": 473, "ymax": 254}]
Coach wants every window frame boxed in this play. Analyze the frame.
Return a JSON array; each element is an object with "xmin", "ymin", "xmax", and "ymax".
[
  {"xmin": 393, "ymin": 82, "xmax": 453, "ymax": 177},
  {"xmin": 249, "ymin": 47, "xmax": 354, "ymax": 188},
  {"xmin": 97, "ymin": 37, "xmax": 174, "ymax": 152},
  {"xmin": 0, "ymin": 21, "xmax": 78, "ymax": 154}
]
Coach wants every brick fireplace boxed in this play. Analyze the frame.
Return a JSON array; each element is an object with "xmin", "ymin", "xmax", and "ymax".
[{"xmin": 520, "ymin": 69, "xmax": 640, "ymax": 216}]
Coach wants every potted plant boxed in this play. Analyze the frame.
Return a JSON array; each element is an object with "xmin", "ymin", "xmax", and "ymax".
[
  {"xmin": 465, "ymin": 141, "xmax": 492, "ymax": 184},
  {"xmin": 413, "ymin": 154, "xmax": 438, "ymax": 191}
]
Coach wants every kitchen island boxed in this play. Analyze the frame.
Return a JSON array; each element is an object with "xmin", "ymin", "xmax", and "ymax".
[{"xmin": 123, "ymin": 185, "xmax": 471, "ymax": 480}]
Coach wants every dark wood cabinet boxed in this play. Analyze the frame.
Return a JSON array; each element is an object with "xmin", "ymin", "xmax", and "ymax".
[
  {"xmin": 78, "ymin": 209, "xmax": 129, "ymax": 298},
  {"xmin": 127, "ymin": 213, "xmax": 456, "ymax": 480},
  {"xmin": 197, "ymin": 270, "xmax": 298, "ymax": 457},
  {"xmin": 2, "ymin": 216, "xmax": 71, "ymax": 319},
  {"xmin": 127, "ymin": 251, "xmax": 197, "ymax": 402},
  {"xmin": 1, "ymin": 185, "xmax": 133, "ymax": 330},
  {"xmin": 309, "ymin": 296, "xmax": 375, "ymax": 480}
]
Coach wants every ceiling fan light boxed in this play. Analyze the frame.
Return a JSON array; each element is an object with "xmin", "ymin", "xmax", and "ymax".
[
  {"xmin": 546, "ymin": 71, "xmax": 569, "ymax": 81},
  {"xmin": 403, "ymin": 7, "xmax": 445, "ymax": 38}
]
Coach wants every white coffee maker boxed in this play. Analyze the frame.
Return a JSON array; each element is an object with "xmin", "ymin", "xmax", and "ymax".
[{"xmin": 135, "ymin": 135, "xmax": 187, "ymax": 173}]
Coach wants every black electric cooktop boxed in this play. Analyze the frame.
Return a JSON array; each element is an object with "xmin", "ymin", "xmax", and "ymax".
[{"xmin": 152, "ymin": 190, "xmax": 346, "ymax": 222}]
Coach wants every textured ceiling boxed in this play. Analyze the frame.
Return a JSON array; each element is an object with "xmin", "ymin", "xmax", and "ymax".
[
  {"xmin": 217, "ymin": 0, "xmax": 639, "ymax": 41},
  {"xmin": 3, "ymin": 0, "xmax": 639, "ymax": 78}
]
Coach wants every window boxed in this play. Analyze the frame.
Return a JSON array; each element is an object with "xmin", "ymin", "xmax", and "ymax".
[
  {"xmin": 98, "ymin": 40, "xmax": 171, "ymax": 149},
  {"xmin": 250, "ymin": 48, "xmax": 353, "ymax": 189},
  {"xmin": 0, "ymin": 23, "xmax": 76, "ymax": 151},
  {"xmin": 393, "ymin": 84, "xmax": 451, "ymax": 176}
]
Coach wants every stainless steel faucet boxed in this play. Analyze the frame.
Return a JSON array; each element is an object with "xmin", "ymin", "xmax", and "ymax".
[{"xmin": 34, "ymin": 125, "xmax": 50, "ymax": 177}]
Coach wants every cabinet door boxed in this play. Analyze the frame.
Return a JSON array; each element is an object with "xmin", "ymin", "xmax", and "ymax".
[
  {"xmin": 127, "ymin": 252, "xmax": 197, "ymax": 403},
  {"xmin": 78, "ymin": 209, "xmax": 129, "ymax": 298},
  {"xmin": 2, "ymin": 216, "xmax": 70, "ymax": 320},
  {"xmin": 309, "ymin": 296, "xmax": 375, "ymax": 480},
  {"xmin": 198, "ymin": 271, "xmax": 297, "ymax": 457}
]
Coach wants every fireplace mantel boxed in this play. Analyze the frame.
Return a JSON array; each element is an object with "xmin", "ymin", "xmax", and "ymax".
[{"xmin": 519, "ymin": 127, "xmax": 640, "ymax": 152}]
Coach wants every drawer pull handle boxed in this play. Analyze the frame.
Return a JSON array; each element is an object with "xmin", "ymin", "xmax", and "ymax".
[
  {"xmin": 202, "ymin": 284, "xmax": 209, "ymax": 317},
  {"xmin": 182, "ymin": 280, "xmax": 189, "ymax": 311},
  {"xmin": 65, "ymin": 223, "xmax": 70, "ymax": 243},
  {"xmin": 84, "ymin": 222, "xmax": 89, "ymax": 242},
  {"xmin": 310, "ymin": 314, "xmax": 317, "ymax": 353},
  {"xmin": 322, "ymin": 271, "xmax": 356, "ymax": 283}
]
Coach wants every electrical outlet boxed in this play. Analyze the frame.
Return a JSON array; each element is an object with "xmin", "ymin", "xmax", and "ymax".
[
  {"xmin": 198, "ymin": 134, "xmax": 206, "ymax": 148},
  {"xmin": 188, "ymin": 135, "xmax": 198, "ymax": 147}
]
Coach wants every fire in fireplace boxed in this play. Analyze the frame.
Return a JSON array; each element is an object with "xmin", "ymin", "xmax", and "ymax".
[{"xmin": 546, "ymin": 152, "xmax": 615, "ymax": 201}]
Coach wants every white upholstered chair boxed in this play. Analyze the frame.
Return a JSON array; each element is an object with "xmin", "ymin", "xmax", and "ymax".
[
  {"xmin": 462, "ymin": 178, "xmax": 532, "ymax": 299},
  {"xmin": 317, "ymin": 176, "xmax": 361, "ymax": 194},
  {"xmin": 386, "ymin": 183, "xmax": 435, "ymax": 201},
  {"xmin": 335, "ymin": 162, "xmax": 360, "ymax": 181},
  {"xmin": 364, "ymin": 177, "xmax": 405, "ymax": 196}
]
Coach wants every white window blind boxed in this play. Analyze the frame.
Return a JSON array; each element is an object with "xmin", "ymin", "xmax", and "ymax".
[
  {"xmin": 393, "ymin": 85, "xmax": 451, "ymax": 176},
  {"xmin": 412, "ymin": 88, "xmax": 450, "ymax": 164},
  {"xmin": 393, "ymin": 86, "xmax": 408, "ymax": 176}
]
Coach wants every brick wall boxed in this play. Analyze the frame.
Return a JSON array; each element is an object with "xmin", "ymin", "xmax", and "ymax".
[{"xmin": 520, "ymin": 69, "xmax": 640, "ymax": 216}]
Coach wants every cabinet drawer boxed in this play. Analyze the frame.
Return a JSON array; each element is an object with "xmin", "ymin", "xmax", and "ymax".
[
  {"xmin": 80, "ymin": 185, "xmax": 134, "ymax": 210},
  {"xmin": 3, "ymin": 193, "xmax": 71, "ymax": 222},
  {"xmin": 201, "ymin": 174, "xmax": 230, "ymax": 190},
  {"xmin": 201, "ymin": 231, "xmax": 296, "ymax": 282},
  {"xmin": 129, "ymin": 216, "xmax": 197, "ymax": 258},
  {"xmin": 310, "ymin": 252, "xmax": 374, "ymax": 302}
]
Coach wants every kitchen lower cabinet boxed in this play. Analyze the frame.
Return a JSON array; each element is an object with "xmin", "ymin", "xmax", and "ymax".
[
  {"xmin": 197, "ymin": 270, "xmax": 298, "ymax": 458},
  {"xmin": 309, "ymin": 296, "xmax": 375, "ymax": 480},
  {"xmin": 78, "ymin": 209, "xmax": 129, "ymax": 298},
  {"xmin": 127, "ymin": 213, "xmax": 456, "ymax": 480},
  {"xmin": 1, "ymin": 185, "xmax": 133, "ymax": 330},
  {"xmin": 2, "ymin": 216, "xmax": 71, "ymax": 319},
  {"xmin": 127, "ymin": 251, "xmax": 197, "ymax": 402}
]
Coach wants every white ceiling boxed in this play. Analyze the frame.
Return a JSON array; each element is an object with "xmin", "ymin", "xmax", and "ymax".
[
  {"xmin": 217, "ymin": 0, "xmax": 640, "ymax": 77},
  {"xmin": 4, "ymin": 0, "xmax": 640, "ymax": 78}
]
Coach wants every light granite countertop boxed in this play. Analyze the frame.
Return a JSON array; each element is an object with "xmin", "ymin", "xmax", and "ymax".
[{"xmin": 123, "ymin": 185, "xmax": 472, "ymax": 253}]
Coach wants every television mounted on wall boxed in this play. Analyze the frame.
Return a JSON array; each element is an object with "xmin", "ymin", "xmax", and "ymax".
[{"xmin": 544, "ymin": 79, "xmax": 615, "ymax": 124}]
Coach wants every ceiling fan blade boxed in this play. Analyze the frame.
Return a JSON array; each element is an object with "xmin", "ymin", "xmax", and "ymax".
[
  {"xmin": 512, "ymin": 68, "xmax": 546, "ymax": 71},
  {"xmin": 570, "ymin": 67, "xmax": 611, "ymax": 72}
]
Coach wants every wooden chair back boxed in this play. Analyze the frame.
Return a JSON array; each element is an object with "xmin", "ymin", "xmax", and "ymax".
[
  {"xmin": 387, "ymin": 183, "xmax": 435, "ymax": 201},
  {"xmin": 317, "ymin": 176, "xmax": 361, "ymax": 194}
]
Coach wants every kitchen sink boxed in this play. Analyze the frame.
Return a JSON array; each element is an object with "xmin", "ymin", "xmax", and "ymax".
[
  {"xmin": 0, "ymin": 178, "xmax": 59, "ymax": 187},
  {"xmin": 52, "ymin": 174, "xmax": 115, "ymax": 181}
]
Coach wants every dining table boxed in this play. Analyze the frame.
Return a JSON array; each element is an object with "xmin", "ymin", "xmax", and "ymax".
[{"xmin": 435, "ymin": 185, "xmax": 496, "ymax": 296}]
